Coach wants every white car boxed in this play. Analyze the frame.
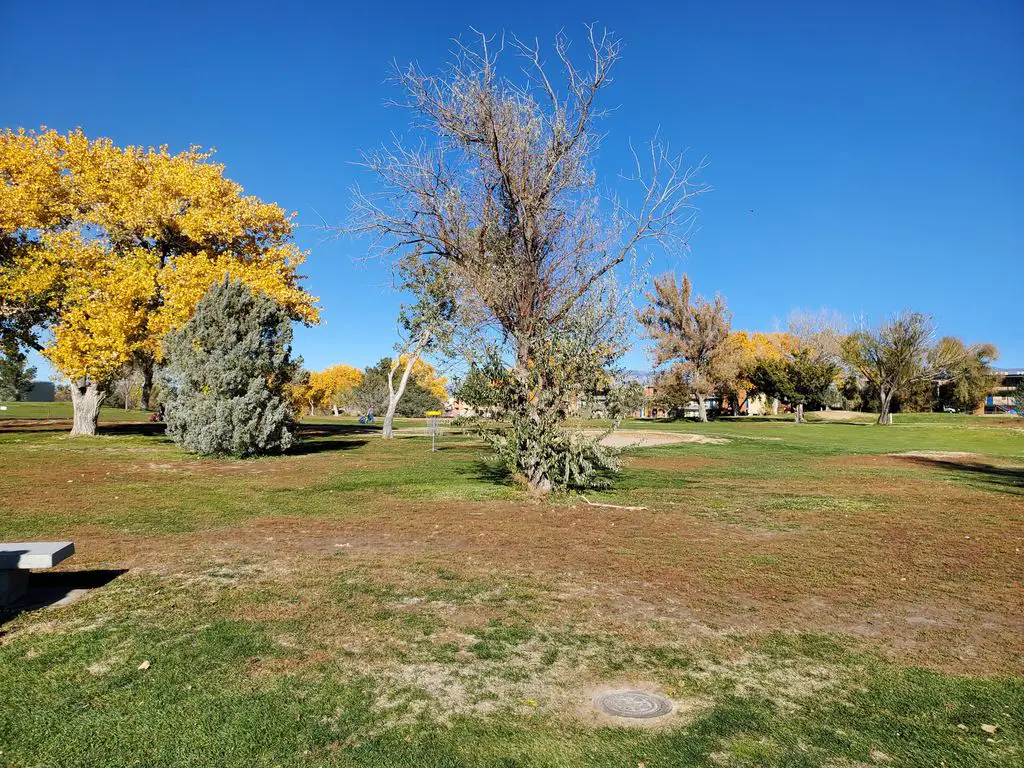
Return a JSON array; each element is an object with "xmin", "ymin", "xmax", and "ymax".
[{"xmin": 942, "ymin": 406, "xmax": 957, "ymax": 413}]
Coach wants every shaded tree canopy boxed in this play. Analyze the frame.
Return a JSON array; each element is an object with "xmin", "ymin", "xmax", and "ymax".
[
  {"xmin": 934, "ymin": 337, "xmax": 999, "ymax": 412},
  {"xmin": 0, "ymin": 348, "xmax": 36, "ymax": 401},
  {"xmin": 351, "ymin": 358, "xmax": 445, "ymax": 418}
]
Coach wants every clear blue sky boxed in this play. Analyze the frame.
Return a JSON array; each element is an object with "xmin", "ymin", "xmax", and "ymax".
[{"xmin": 3, "ymin": 0, "xmax": 1021, "ymax": 378}]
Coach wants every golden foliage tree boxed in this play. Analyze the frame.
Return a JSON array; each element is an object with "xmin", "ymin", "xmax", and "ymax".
[
  {"xmin": 0, "ymin": 128, "xmax": 318, "ymax": 435},
  {"xmin": 404, "ymin": 357, "xmax": 448, "ymax": 402},
  {"xmin": 729, "ymin": 330, "xmax": 798, "ymax": 414},
  {"xmin": 304, "ymin": 364, "xmax": 363, "ymax": 415}
]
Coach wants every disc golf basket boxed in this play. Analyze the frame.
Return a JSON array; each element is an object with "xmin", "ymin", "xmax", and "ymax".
[{"xmin": 425, "ymin": 411, "xmax": 442, "ymax": 452}]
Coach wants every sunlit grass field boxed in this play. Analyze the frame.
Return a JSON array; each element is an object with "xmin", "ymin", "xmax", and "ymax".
[{"xmin": 0, "ymin": 410, "xmax": 1021, "ymax": 767}]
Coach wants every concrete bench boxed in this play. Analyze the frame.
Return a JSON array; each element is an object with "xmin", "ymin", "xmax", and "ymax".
[{"xmin": 0, "ymin": 542, "xmax": 75, "ymax": 606}]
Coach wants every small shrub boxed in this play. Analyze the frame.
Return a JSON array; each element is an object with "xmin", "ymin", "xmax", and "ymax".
[{"xmin": 482, "ymin": 410, "xmax": 621, "ymax": 492}]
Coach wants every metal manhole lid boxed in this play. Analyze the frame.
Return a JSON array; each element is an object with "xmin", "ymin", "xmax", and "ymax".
[{"xmin": 594, "ymin": 690, "xmax": 673, "ymax": 719}]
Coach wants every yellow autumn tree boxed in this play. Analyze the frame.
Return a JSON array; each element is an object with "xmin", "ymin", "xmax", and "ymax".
[
  {"xmin": 406, "ymin": 357, "xmax": 448, "ymax": 402},
  {"xmin": 0, "ymin": 128, "xmax": 319, "ymax": 436},
  {"xmin": 729, "ymin": 331, "xmax": 798, "ymax": 414},
  {"xmin": 304, "ymin": 364, "xmax": 363, "ymax": 415}
]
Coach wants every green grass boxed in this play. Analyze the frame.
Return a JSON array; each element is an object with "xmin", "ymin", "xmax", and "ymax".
[
  {"xmin": 615, "ymin": 415, "xmax": 1024, "ymax": 460},
  {"xmin": 0, "ymin": 412, "xmax": 1021, "ymax": 766},
  {"xmin": 0, "ymin": 400, "xmax": 152, "ymax": 421}
]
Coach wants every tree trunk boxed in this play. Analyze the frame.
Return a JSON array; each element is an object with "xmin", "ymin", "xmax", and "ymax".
[
  {"xmin": 140, "ymin": 360, "xmax": 154, "ymax": 411},
  {"xmin": 526, "ymin": 462, "xmax": 553, "ymax": 496},
  {"xmin": 332, "ymin": 404, "xmax": 339, "ymax": 416},
  {"xmin": 695, "ymin": 394, "xmax": 708, "ymax": 422},
  {"xmin": 383, "ymin": 330, "xmax": 430, "ymax": 439},
  {"xmin": 383, "ymin": 357, "xmax": 415, "ymax": 439},
  {"xmin": 794, "ymin": 403, "xmax": 804, "ymax": 423},
  {"xmin": 772, "ymin": 397, "xmax": 779, "ymax": 416},
  {"xmin": 70, "ymin": 379, "xmax": 106, "ymax": 437},
  {"xmin": 877, "ymin": 390, "xmax": 894, "ymax": 425}
]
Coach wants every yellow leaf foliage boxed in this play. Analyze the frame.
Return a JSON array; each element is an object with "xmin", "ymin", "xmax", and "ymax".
[
  {"xmin": 729, "ymin": 331, "xmax": 799, "ymax": 387},
  {"xmin": 399, "ymin": 356, "xmax": 448, "ymax": 401},
  {"xmin": 306, "ymin": 364, "xmax": 363, "ymax": 410},
  {"xmin": 0, "ymin": 128, "xmax": 319, "ymax": 383}
]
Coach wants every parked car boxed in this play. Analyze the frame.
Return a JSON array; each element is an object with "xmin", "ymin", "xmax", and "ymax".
[{"xmin": 942, "ymin": 405, "xmax": 957, "ymax": 413}]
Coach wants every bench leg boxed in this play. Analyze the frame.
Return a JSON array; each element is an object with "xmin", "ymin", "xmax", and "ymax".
[{"xmin": 0, "ymin": 569, "xmax": 29, "ymax": 606}]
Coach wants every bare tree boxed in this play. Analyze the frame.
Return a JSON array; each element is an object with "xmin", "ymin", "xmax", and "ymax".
[
  {"xmin": 350, "ymin": 27, "xmax": 706, "ymax": 493},
  {"xmin": 639, "ymin": 273, "xmax": 736, "ymax": 422},
  {"xmin": 843, "ymin": 310, "xmax": 962, "ymax": 425},
  {"xmin": 113, "ymin": 367, "xmax": 143, "ymax": 410},
  {"xmin": 787, "ymin": 308, "xmax": 847, "ymax": 364}
]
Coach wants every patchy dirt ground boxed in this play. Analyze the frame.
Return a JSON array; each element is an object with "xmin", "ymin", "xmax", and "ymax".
[
  {"xmin": 2, "ymin": 418, "xmax": 1023, "ymax": 766},
  {"xmin": 593, "ymin": 430, "xmax": 731, "ymax": 448},
  {"xmin": 3, "ymin": 423, "xmax": 1023, "ymax": 676}
]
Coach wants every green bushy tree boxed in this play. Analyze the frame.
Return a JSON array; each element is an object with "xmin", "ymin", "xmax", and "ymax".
[
  {"xmin": 161, "ymin": 279, "xmax": 299, "ymax": 456},
  {"xmin": 0, "ymin": 349, "xmax": 36, "ymax": 401},
  {"xmin": 351, "ymin": 358, "xmax": 444, "ymax": 419},
  {"xmin": 747, "ymin": 349, "xmax": 840, "ymax": 422}
]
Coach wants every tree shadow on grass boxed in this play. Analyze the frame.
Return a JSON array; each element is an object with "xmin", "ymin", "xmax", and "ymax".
[
  {"xmin": 0, "ymin": 569, "xmax": 127, "ymax": 628},
  {"xmin": 0, "ymin": 420, "xmax": 167, "ymax": 436},
  {"xmin": 463, "ymin": 458, "xmax": 515, "ymax": 486},
  {"xmin": 295, "ymin": 423, "xmax": 380, "ymax": 437},
  {"xmin": 287, "ymin": 437, "xmax": 369, "ymax": 456},
  {"xmin": 287, "ymin": 423, "xmax": 377, "ymax": 456},
  {"xmin": 903, "ymin": 457, "xmax": 1024, "ymax": 495}
]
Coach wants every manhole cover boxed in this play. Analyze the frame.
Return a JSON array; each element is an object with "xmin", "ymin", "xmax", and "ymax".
[{"xmin": 594, "ymin": 690, "xmax": 673, "ymax": 719}]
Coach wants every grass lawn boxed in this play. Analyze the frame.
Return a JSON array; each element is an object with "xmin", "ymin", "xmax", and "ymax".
[
  {"xmin": 0, "ymin": 410, "xmax": 1021, "ymax": 767},
  {"xmin": 0, "ymin": 400, "xmax": 152, "ymax": 422}
]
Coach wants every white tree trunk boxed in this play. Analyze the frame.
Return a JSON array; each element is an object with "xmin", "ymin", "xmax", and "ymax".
[
  {"xmin": 70, "ymin": 379, "xmax": 106, "ymax": 437},
  {"xmin": 772, "ymin": 398, "xmax": 779, "ymax": 416},
  {"xmin": 794, "ymin": 403, "xmax": 804, "ymax": 423},
  {"xmin": 382, "ymin": 330, "xmax": 431, "ymax": 439}
]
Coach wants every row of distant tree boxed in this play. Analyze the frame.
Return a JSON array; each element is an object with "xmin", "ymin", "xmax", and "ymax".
[
  {"xmin": 291, "ymin": 359, "xmax": 447, "ymax": 419},
  {"xmin": 635, "ymin": 275, "xmax": 1001, "ymax": 424}
]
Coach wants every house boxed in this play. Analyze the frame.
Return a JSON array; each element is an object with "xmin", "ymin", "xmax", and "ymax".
[
  {"xmin": 631, "ymin": 372, "xmax": 772, "ymax": 419},
  {"xmin": 985, "ymin": 368, "xmax": 1023, "ymax": 415}
]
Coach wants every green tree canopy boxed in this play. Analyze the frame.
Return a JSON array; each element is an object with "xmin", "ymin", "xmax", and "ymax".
[
  {"xmin": 357, "ymin": 358, "xmax": 444, "ymax": 418},
  {"xmin": 0, "ymin": 349, "xmax": 36, "ymax": 401}
]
